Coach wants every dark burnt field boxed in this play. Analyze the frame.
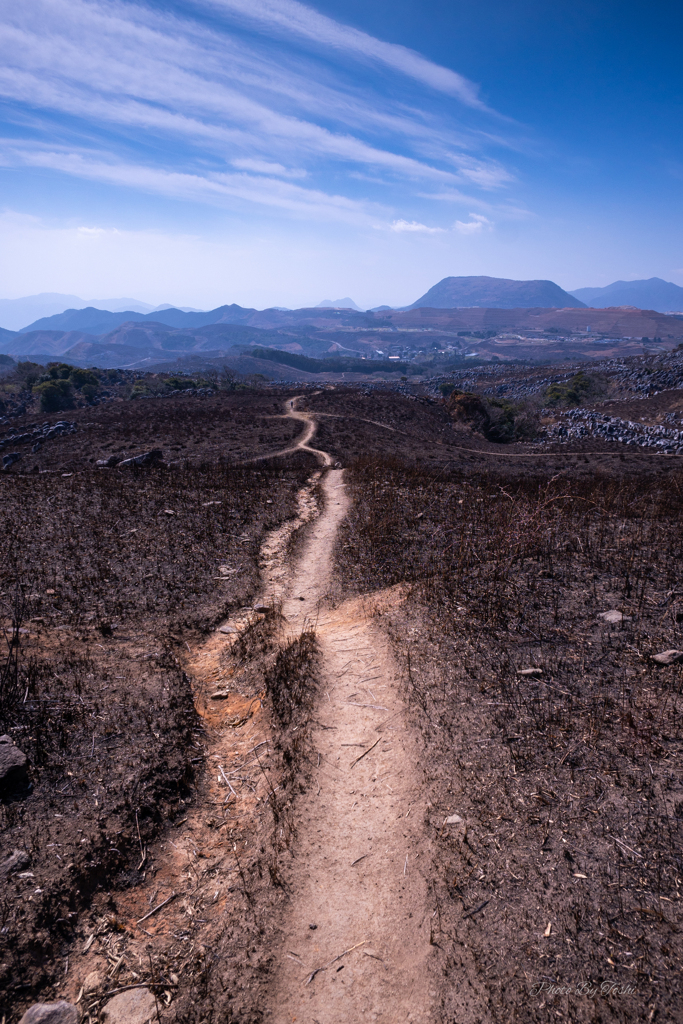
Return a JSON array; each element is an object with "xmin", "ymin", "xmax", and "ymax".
[
  {"xmin": 335, "ymin": 457, "xmax": 683, "ymax": 1023},
  {"xmin": 2, "ymin": 380, "xmax": 683, "ymax": 1023},
  {"xmin": 300, "ymin": 386, "xmax": 683, "ymax": 478},
  {"xmin": 0, "ymin": 389, "xmax": 317, "ymax": 1017}
]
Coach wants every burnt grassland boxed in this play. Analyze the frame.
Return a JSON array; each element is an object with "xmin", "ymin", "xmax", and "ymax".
[
  {"xmin": 300, "ymin": 386, "xmax": 683, "ymax": 475},
  {"xmin": 0, "ymin": 391, "xmax": 317, "ymax": 1016},
  {"xmin": 336, "ymin": 457, "xmax": 683, "ymax": 1024},
  {"xmin": 1, "ymin": 389, "xmax": 304, "ymax": 473}
]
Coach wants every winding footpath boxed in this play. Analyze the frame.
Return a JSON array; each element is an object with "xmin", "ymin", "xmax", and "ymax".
[{"xmin": 259, "ymin": 398, "xmax": 435, "ymax": 1023}]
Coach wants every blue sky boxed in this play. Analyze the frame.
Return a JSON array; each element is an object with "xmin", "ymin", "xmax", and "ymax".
[{"xmin": 0, "ymin": 0, "xmax": 681, "ymax": 309}]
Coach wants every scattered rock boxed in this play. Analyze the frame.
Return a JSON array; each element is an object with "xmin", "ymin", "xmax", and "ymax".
[
  {"xmin": 118, "ymin": 449, "xmax": 163, "ymax": 468},
  {"xmin": 18, "ymin": 1002, "xmax": 78, "ymax": 1024},
  {"xmin": 652, "ymin": 649, "xmax": 683, "ymax": 666},
  {"xmin": 102, "ymin": 986, "xmax": 157, "ymax": 1024},
  {"xmin": 0, "ymin": 736, "xmax": 28, "ymax": 794},
  {"xmin": 83, "ymin": 970, "xmax": 103, "ymax": 994},
  {"xmin": 210, "ymin": 689, "xmax": 231, "ymax": 700},
  {"xmin": 96, "ymin": 455, "xmax": 121, "ymax": 467},
  {"xmin": 598, "ymin": 609, "xmax": 631, "ymax": 624},
  {"xmin": 218, "ymin": 624, "xmax": 237, "ymax": 634},
  {"xmin": 2, "ymin": 451, "xmax": 21, "ymax": 470},
  {"xmin": 445, "ymin": 814, "xmax": 464, "ymax": 825},
  {"xmin": 0, "ymin": 848, "xmax": 30, "ymax": 876},
  {"xmin": 253, "ymin": 603, "xmax": 270, "ymax": 613},
  {"xmin": 517, "ymin": 667, "xmax": 543, "ymax": 676}
]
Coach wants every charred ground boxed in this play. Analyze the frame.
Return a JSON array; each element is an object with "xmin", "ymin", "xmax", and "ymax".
[{"xmin": 1, "ymin": 367, "xmax": 682, "ymax": 1023}]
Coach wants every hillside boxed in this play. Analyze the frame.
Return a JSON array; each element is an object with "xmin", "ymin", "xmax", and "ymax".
[
  {"xmin": 407, "ymin": 275, "xmax": 587, "ymax": 309},
  {"xmin": 570, "ymin": 277, "xmax": 683, "ymax": 311}
]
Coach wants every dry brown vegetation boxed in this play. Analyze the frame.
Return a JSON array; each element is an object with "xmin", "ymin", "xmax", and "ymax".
[{"xmin": 336, "ymin": 457, "xmax": 683, "ymax": 1022}]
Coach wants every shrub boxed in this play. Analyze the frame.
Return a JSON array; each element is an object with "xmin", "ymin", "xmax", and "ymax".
[
  {"xmin": 47, "ymin": 362, "xmax": 74, "ymax": 380},
  {"xmin": 15, "ymin": 361, "xmax": 45, "ymax": 387},
  {"xmin": 33, "ymin": 378, "xmax": 74, "ymax": 412},
  {"xmin": 545, "ymin": 371, "xmax": 599, "ymax": 407},
  {"xmin": 446, "ymin": 389, "xmax": 539, "ymax": 444},
  {"xmin": 69, "ymin": 367, "xmax": 100, "ymax": 391}
]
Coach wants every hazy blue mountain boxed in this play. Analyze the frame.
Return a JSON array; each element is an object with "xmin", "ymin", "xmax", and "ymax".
[
  {"xmin": 19, "ymin": 304, "xmax": 248, "ymax": 335},
  {"xmin": 153, "ymin": 303, "xmax": 205, "ymax": 312},
  {"xmin": 316, "ymin": 297, "xmax": 361, "ymax": 310},
  {"xmin": 569, "ymin": 278, "xmax": 683, "ymax": 311},
  {"xmin": 19, "ymin": 307, "xmax": 151, "ymax": 335},
  {"xmin": 0, "ymin": 293, "xmax": 160, "ymax": 331},
  {"xmin": 406, "ymin": 276, "xmax": 586, "ymax": 310}
]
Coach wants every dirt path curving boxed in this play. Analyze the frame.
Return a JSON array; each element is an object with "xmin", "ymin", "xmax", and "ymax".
[{"xmin": 259, "ymin": 402, "xmax": 435, "ymax": 1023}]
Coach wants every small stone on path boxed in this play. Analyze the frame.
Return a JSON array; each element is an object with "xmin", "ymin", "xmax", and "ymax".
[
  {"xmin": 517, "ymin": 668, "xmax": 543, "ymax": 676},
  {"xmin": 102, "ymin": 987, "xmax": 157, "ymax": 1024},
  {"xmin": 445, "ymin": 814, "xmax": 464, "ymax": 825}
]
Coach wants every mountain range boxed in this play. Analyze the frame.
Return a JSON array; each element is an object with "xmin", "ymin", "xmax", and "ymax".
[
  {"xmin": 0, "ymin": 293, "xmax": 202, "ymax": 331},
  {"xmin": 569, "ymin": 277, "xmax": 683, "ymax": 311}
]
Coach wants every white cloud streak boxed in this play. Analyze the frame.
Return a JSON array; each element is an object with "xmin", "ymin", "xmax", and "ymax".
[
  {"xmin": 0, "ymin": 0, "xmax": 516, "ymax": 224},
  {"xmin": 201, "ymin": 0, "xmax": 489, "ymax": 108},
  {"xmin": 390, "ymin": 219, "xmax": 445, "ymax": 234},
  {"xmin": 455, "ymin": 213, "xmax": 493, "ymax": 234},
  {"xmin": 0, "ymin": 141, "xmax": 386, "ymax": 224}
]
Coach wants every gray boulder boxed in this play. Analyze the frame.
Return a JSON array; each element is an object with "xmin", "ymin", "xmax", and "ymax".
[
  {"xmin": 18, "ymin": 1002, "xmax": 78, "ymax": 1024},
  {"xmin": 0, "ymin": 735, "xmax": 28, "ymax": 793},
  {"xmin": 2, "ymin": 451, "xmax": 21, "ymax": 469}
]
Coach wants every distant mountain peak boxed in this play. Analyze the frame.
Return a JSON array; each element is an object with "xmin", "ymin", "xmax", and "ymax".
[
  {"xmin": 316, "ymin": 297, "xmax": 361, "ymax": 310},
  {"xmin": 569, "ymin": 277, "xmax": 683, "ymax": 312},
  {"xmin": 406, "ymin": 276, "xmax": 586, "ymax": 310}
]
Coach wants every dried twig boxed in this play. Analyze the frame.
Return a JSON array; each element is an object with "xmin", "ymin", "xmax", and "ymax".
[
  {"xmin": 136, "ymin": 893, "xmax": 178, "ymax": 924},
  {"xmin": 462, "ymin": 899, "xmax": 490, "ymax": 920},
  {"xmin": 350, "ymin": 737, "xmax": 380, "ymax": 768}
]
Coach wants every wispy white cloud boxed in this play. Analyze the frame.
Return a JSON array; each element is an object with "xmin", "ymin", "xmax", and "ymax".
[
  {"xmin": 455, "ymin": 213, "xmax": 493, "ymax": 234},
  {"xmin": 231, "ymin": 158, "xmax": 307, "ymax": 178},
  {"xmin": 390, "ymin": 219, "xmax": 445, "ymax": 234},
  {"xmin": 0, "ymin": 141, "xmax": 387, "ymax": 224},
  {"xmin": 0, "ymin": 0, "xmax": 518, "ymax": 223},
  {"xmin": 201, "ymin": 0, "xmax": 489, "ymax": 108}
]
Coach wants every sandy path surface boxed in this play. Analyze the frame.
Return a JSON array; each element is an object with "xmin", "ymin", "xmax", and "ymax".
[{"xmin": 262, "ymin": 405, "xmax": 435, "ymax": 1023}]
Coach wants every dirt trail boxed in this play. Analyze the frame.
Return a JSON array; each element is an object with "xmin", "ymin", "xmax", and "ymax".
[{"xmin": 261, "ymin": 403, "xmax": 435, "ymax": 1023}]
